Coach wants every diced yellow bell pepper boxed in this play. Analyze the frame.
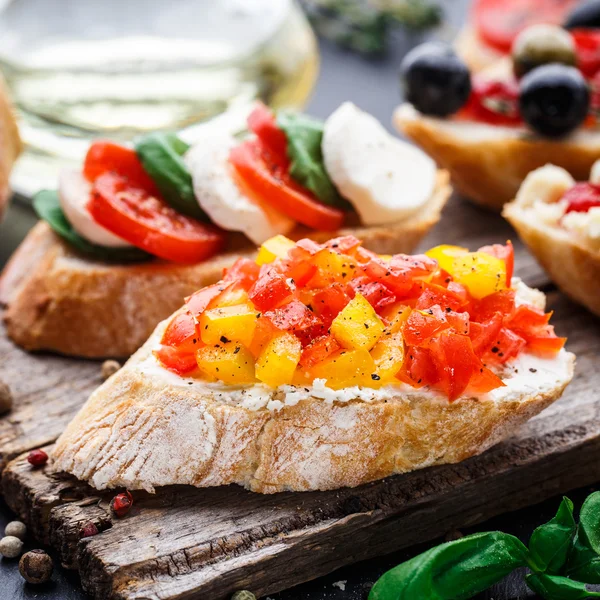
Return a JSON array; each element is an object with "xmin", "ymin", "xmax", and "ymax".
[
  {"xmin": 199, "ymin": 304, "xmax": 258, "ymax": 347},
  {"xmin": 331, "ymin": 293, "xmax": 385, "ymax": 351},
  {"xmin": 450, "ymin": 252, "xmax": 507, "ymax": 300},
  {"xmin": 256, "ymin": 235, "xmax": 296, "ymax": 265},
  {"xmin": 370, "ymin": 332, "xmax": 405, "ymax": 384},
  {"xmin": 313, "ymin": 248, "xmax": 357, "ymax": 281},
  {"xmin": 196, "ymin": 342, "xmax": 256, "ymax": 384},
  {"xmin": 425, "ymin": 245, "xmax": 469, "ymax": 273},
  {"xmin": 310, "ymin": 348, "xmax": 376, "ymax": 390},
  {"xmin": 215, "ymin": 287, "xmax": 249, "ymax": 308},
  {"xmin": 380, "ymin": 303, "xmax": 411, "ymax": 334},
  {"xmin": 255, "ymin": 332, "xmax": 302, "ymax": 387}
]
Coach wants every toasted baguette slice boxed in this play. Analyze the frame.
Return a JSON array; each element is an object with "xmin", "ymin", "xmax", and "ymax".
[
  {"xmin": 0, "ymin": 74, "xmax": 22, "ymax": 220},
  {"xmin": 455, "ymin": 24, "xmax": 504, "ymax": 73},
  {"xmin": 0, "ymin": 170, "xmax": 450, "ymax": 358},
  {"xmin": 51, "ymin": 293, "xmax": 575, "ymax": 494},
  {"xmin": 394, "ymin": 104, "xmax": 600, "ymax": 211},
  {"xmin": 504, "ymin": 180, "xmax": 600, "ymax": 317}
]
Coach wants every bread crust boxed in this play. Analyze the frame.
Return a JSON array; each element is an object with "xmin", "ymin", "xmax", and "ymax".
[
  {"xmin": 0, "ymin": 73, "xmax": 22, "ymax": 220},
  {"xmin": 50, "ymin": 317, "xmax": 575, "ymax": 494},
  {"xmin": 504, "ymin": 201, "xmax": 600, "ymax": 317},
  {"xmin": 1, "ymin": 171, "xmax": 451, "ymax": 358},
  {"xmin": 455, "ymin": 24, "xmax": 504, "ymax": 73},
  {"xmin": 394, "ymin": 105, "xmax": 600, "ymax": 211}
]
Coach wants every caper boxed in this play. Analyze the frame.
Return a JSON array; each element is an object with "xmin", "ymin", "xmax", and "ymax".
[{"xmin": 512, "ymin": 24, "xmax": 576, "ymax": 78}]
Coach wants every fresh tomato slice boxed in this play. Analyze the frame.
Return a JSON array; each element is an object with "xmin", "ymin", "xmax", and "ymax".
[
  {"xmin": 88, "ymin": 173, "xmax": 225, "ymax": 264},
  {"xmin": 84, "ymin": 141, "xmax": 158, "ymax": 191},
  {"xmin": 473, "ymin": 0, "xmax": 578, "ymax": 54},
  {"xmin": 247, "ymin": 103, "xmax": 289, "ymax": 163},
  {"xmin": 478, "ymin": 241, "xmax": 514, "ymax": 286},
  {"xmin": 572, "ymin": 29, "xmax": 600, "ymax": 79},
  {"xmin": 561, "ymin": 182, "xmax": 600, "ymax": 213},
  {"xmin": 230, "ymin": 139, "xmax": 345, "ymax": 231},
  {"xmin": 154, "ymin": 345, "xmax": 198, "ymax": 376}
]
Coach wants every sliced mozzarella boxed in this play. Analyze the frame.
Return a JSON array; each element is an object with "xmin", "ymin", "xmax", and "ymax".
[
  {"xmin": 185, "ymin": 133, "xmax": 294, "ymax": 245},
  {"xmin": 322, "ymin": 102, "xmax": 436, "ymax": 226},
  {"xmin": 58, "ymin": 168, "xmax": 132, "ymax": 247}
]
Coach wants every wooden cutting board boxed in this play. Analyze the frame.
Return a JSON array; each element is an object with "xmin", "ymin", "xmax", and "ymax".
[{"xmin": 1, "ymin": 195, "xmax": 599, "ymax": 600}]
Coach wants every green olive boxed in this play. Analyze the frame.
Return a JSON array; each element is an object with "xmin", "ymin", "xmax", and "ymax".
[{"xmin": 512, "ymin": 24, "xmax": 576, "ymax": 78}]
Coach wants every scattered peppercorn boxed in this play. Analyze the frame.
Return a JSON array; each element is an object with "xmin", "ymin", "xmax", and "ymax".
[
  {"xmin": 0, "ymin": 535, "xmax": 24, "ymax": 558},
  {"xmin": 19, "ymin": 549, "xmax": 53, "ymax": 584},
  {"xmin": 4, "ymin": 521, "xmax": 26, "ymax": 540},
  {"xmin": 27, "ymin": 449, "xmax": 48, "ymax": 468},
  {"xmin": 101, "ymin": 360, "xmax": 121, "ymax": 381},
  {"xmin": 0, "ymin": 379, "xmax": 13, "ymax": 415},
  {"xmin": 231, "ymin": 592, "xmax": 256, "ymax": 600},
  {"xmin": 110, "ymin": 490, "xmax": 133, "ymax": 518},
  {"xmin": 80, "ymin": 522, "xmax": 99, "ymax": 538}
]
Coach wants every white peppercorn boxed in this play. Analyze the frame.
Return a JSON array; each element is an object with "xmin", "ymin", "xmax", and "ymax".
[
  {"xmin": 101, "ymin": 360, "xmax": 121, "ymax": 380},
  {"xmin": 0, "ymin": 535, "xmax": 24, "ymax": 558},
  {"xmin": 4, "ymin": 521, "xmax": 26, "ymax": 540}
]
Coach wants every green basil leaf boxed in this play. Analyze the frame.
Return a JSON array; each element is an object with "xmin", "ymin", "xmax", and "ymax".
[
  {"xmin": 368, "ymin": 532, "xmax": 529, "ymax": 600},
  {"xmin": 33, "ymin": 190, "xmax": 151, "ymax": 263},
  {"xmin": 579, "ymin": 492, "xmax": 600, "ymax": 554},
  {"xmin": 567, "ymin": 535, "xmax": 600, "ymax": 584},
  {"xmin": 529, "ymin": 497, "xmax": 576, "ymax": 573},
  {"xmin": 276, "ymin": 111, "xmax": 348, "ymax": 209},
  {"xmin": 526, "ymin": 573, "xmax": 600, "ymax": 599},
  {"xmin": 135, "ymin": 132, "xmax": 208, "ymax": 221}
]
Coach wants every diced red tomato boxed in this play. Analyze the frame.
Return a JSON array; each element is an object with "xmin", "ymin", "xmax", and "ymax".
[
  {"xmin": 485, "ymin": 327, "xmax": 526, "ymax": 364},
  {"xmin": 223, "ymin": 258, "xmax": 261, "ymax": 290},
  {"xmin": 84, "ymin": 141, "xmax": 158, "ymax": 191},
  {"xmin": 572, "ymin": 29, "xmax": 600, "ymax": 79},
  {"xmin": 247, "ymin": 103, "xmax": 290, "ymax": 162},
  {"xmin": 470, "ymin": 311, "xmax": 503, "ymax": 354},
  {"xmin": 478, "ymin": 241, "xmax": 514, "ymax": 286},
  {"xmin": 469, "ymin": 365, "xmax": 506, "ymax": 394},
  {"xmin": 325, "ymin": 236, "xmax": 362, "ymax": 254},
  {"xmin": 264, "ymin": 299, "xmax": 321, "ymax": 332},
  {"xmin": 446, "ymin": 310, "xmax": 470, "ymax": 336},
  {"xmin": 473, "ymin": 0, "xmax": 578, "ymax": 54},
  {"xmin": 362, "ymin": 258, "xmax": 413, "ymax": 297},
  {"xmin": 561, "ymin": 182, "xmax": 600, "ymax": 214},
  {"xmin": 524, "ymin": 327, "xmax": 566, "ymax": 354},
  {"xmin": 161, "ymin": 311, "xmax": 199, "ymax": 353},
  {"xmin": 398, "ymin": 347, "xmax": 438, "ymax": 389},
  {"xmin": 186, "ymin": 281, "xmax": 233, "ymax": 317},
  {"xmin": 311, "ymin": 283, "xmax": 351, "ymax": 326},
  {"xmin": 404, "ymin": 307, "xmax": 449, "ymax": 347},
  {"xmin": 416, "ymin": 282, "xmax": 470, "ymax": 312},
  {"xmin": 300, "ymin": 335, "xmax": 341, "ymax": 368},
  {"xmin": 350, "ymin": 278, "xmax": 396, "ymax": 312},
  {"xmin": 154, "ymin": 345, "xmax": 198, "ymax": 376},
  {"xmin": 429, "ymin": 333, "xmax": 480, "ymax": 401},
  {"xmin": 249, "ymin": 266, "xmax": 293, "ymax": 311},
  {"xmin": 88, "ymin": 173, "xmax": 225, "ymax": 264},
  {"xmin": 230, "ymin": 139, "xmax": 345, "ymax": 231},
  {"xmin": 461, "ymin": 77, "xmax": 522, "ymax": 126},
  {"xmin": 473, "ymin": 290, "xmax": 516, "ymax": 322}
]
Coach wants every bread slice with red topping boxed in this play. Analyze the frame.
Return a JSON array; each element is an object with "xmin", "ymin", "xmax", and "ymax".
[
  {"xmin": 0, "ymin": 170, "xmax": 449, "ymax": 358},
  {"xmin": 50, "ymin": 236, "xmax": 574, "ymax": 494}
]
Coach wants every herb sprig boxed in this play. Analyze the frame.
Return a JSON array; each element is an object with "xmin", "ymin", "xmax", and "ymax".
[{"xmin": 370, "ymin": 492, "xmax": 600, "ymax": 600}]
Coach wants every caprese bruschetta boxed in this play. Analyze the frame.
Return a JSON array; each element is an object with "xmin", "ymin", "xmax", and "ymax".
[
  {"xmin": 455, "ymin": 0, "xmax": 589, "ymax": 73},
  {"xmin": 395, "ymin": 18, "xmax": 600, "ymax": 211},
  {"xmin": 504, "ymin": 160, "xmax": 600, "ymax": 317},
  {"xmin": 51, "ymin": 235, "xmax": 574, "ymax": 494},
  {"xmin": 0, "ymin": 102, "xmax": 451, "ymax": 358}
]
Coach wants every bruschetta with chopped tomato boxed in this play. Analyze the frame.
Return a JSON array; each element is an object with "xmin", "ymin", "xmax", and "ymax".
[
  {"xmin": 0, "ymin": 102, "xmax": 450, "ymax": 357},
  {"xmin": 396, "ymin": 16, "xmax": 600, "ymax": 211},
  {"xmin": 51, "ymin": 235, "xmax": 574, "ymax": 494},
  {"xmin": 505, "ymin": 160, "xmax": 600, "ymax": 317}
]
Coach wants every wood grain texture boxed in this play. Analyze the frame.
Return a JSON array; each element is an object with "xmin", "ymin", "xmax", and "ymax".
[{"xmin": 1, "ymin": 195, "xmax": 599, "ymax": 599}]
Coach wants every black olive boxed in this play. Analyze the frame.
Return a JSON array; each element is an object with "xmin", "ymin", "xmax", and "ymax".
[
  {"xmin": 564, "ymin": 0, "xmax": 600, "ymax": 29},
  {"xmin": 400, "ymin": 42, "xmax": 471, "ymax": 117},
  {"xmin": 519, "ymin": 64, "xmax": 590, "ymax": 138}
]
